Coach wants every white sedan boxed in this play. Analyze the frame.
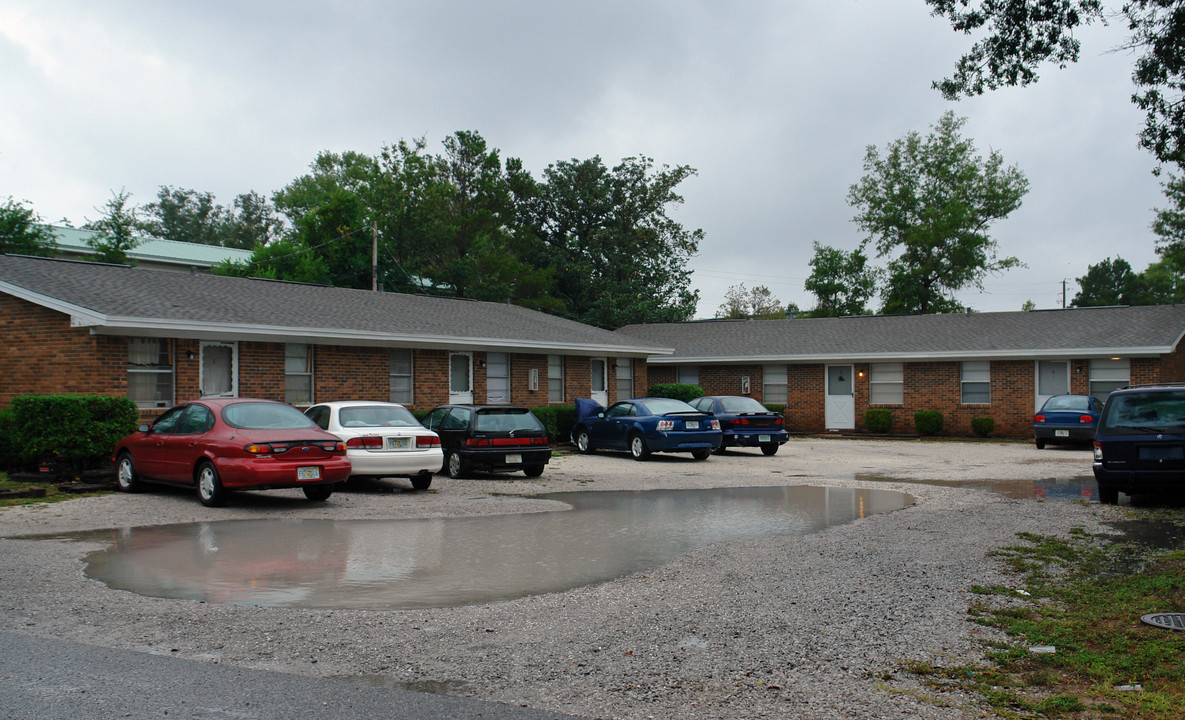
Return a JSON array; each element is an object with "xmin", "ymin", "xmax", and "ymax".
[{"xmin": 305, "ymin": 401, "xmax": 442, "ymax": 490}]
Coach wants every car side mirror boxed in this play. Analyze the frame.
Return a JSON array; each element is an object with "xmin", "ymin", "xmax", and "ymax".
[
  {"xmin": 596, "ymin": 412, "xmax": 605, "ymax": 418},
  {"xmin": 138, "ymin": 424, "xmax": 151, "ymax": 433}
]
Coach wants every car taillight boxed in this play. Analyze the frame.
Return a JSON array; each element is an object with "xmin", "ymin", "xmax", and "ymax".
[
  {"xmin": 1093, "ymin": 441, "xmax": 1103, "ymax": 461},
  {"xmin": 657, "ymin": 420, "xmax": 674, "ymax": 431},
  {"xmin": 244, "ymin": 441, "xmax": 343, "ymax": 454},
  {"xmin": 1034, "ymin": 414, "xmax": 1046, "ymax": 423},
  {"xmin": 734, "ymin": 417, "xmax": 750, "ymax": 426},
  {"xmin": 346, "ymin": 436, "xmax": 383, "ymax": 449},
  {"xmin": 416, "ymin": 435, "xmax": 440, "ymax": 448},
  {"xmin": 710, "ymin": 419, "xmax": 721, "ymax": 430},
  {"xmin": 774, "ymin": 417, "xmax": 784, "ymax": 426},
  {"xmin": 244, "ymin": 443, "xmax": 276, "ymax": 454},
  {"xmin": 1080, "ymin": 415, "xmax": 1095, "ymax": 424},
  {"xmin": 466, "ymin": 437, "xmax": 547, "ymax": 447}
]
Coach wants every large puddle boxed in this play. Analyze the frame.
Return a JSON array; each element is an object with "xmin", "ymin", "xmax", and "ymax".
[{"xmin": 75, "ymin": 486, "xmax": 911, "ymax": 609}]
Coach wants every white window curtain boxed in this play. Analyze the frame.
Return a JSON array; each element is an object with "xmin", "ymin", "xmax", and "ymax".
[{"xmin": 869, "ymin": 363, "xmax": 904, "ymax": 405}]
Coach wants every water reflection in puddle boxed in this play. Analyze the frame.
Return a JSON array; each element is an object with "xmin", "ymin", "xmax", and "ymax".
[
  {"xmin": 856, "ymin": 473, "xmax": 1101, "ymax": 502},
  {"xmin": 79, "ymin": 486, "xmax": 911, "ymax": 610}
]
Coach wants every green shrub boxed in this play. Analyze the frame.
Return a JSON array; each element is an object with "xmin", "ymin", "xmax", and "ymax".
[
  {"xmin": 10, "ymin": 394, "xmax": 140, "ymax": 473},
  {"xmin": 970, "ymin": 416, "xmax": 995, "ymax": 438},
  {"xmin": 763, "ymin": 404, "xmax": 785, "ymax": 415},
  {"xmin": 528, "ymin": 405, "xmax": 577, "ymax": 443},
  {"xmin": 913, "ymin": 410, "xmax": 944, "ymax": 436},
  {"xmin": 647, "ymin": 383, "xmax": 705, "ymax": 402},
  {"xmin": 0, "ymin": 407, "xmax": 16, "ymax": 470},
  {"xmin": 864, "ymin": 408, "xmax": 893, "ymax": 434}
]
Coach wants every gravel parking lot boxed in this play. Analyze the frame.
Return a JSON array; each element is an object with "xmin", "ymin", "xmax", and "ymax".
[{"xmin": 0, "ymin": 438, "xmax": 1114, "ymax": 719}]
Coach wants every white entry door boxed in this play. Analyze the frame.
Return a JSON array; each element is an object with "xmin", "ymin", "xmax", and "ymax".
[
  {"xmin": 590, "ymin": 357, "xmax": 608, "ymax": 406},
  {"xmin": 825, "ymin": 364, "xmax": 855, "ymax": 430},
  {"xmin": 200, "ymin": 342, "xmax": 237, "ymax": 398},
  {"xmin": 1035, "ymin": 360, "xmax": 1069, "ymax": 411},
  {"xmin": 449, "ymin": 352, "xmax": 473, "ymax": 403}
]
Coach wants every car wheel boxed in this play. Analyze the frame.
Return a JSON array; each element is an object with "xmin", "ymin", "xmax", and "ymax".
[
  {"xmin": 1098, "ymin": 483, "xmax": 1120, "ymax": 505},
  {"xmin": 303, "ymin": 484, "xmax": 334, "ymax": 502},
  {"xmin": 691, "ymin": 448, "xmax": 711, "ymax": 461},
  {"xmin": 1034, "ymin": 438, "xmax": 1046, "ymax": 449},
  {"xmin": 760, "ymin": 443, "xmax": 779, "ymax": 456},
  {"xmin": 629, "ymin": 433, "xmax": 649, "ymax": 460},
  {"xmin": 524, "ymin": 464, "xmax": 545, "ymax": 477},
  {"xmin": 411, "ymin": 472, "xmax": 433, "ymax": 490},
  {"xmin": 115, "ymin": 453, "xmax": 140, "ymax": 493},
  {"xmin": 713, "ymin": 443, "xmax": 728, "ymax": 455},
  {"xmin": 447, "ymin": 451, "xmax": 468, "ymax": 479},
  {"xmin": 196, "ymin": 461, "xmax": 227, "ymax": 507},
  {"xmin": 574, "ymin": 429, "xmax": 593, "ymax": 453}
]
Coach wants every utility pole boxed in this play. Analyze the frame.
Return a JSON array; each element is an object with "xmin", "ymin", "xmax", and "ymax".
[
  {"xmin": 1062, "ymin": 279, "xmax": 1067, "ymax": 308},
  {"xmin": 371, "ymin": 221, "xmax": 379, "ymax": 292}
]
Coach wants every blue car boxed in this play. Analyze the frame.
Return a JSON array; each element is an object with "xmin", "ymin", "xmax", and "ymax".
[
  {"xmin": 689, "ymin": 395, "xmax": 788, "ymax": 455},
  {"xmin": 1093, "ymin": 385, "xmax": 1185, "ymax": 504},
  {"xmin": 571, "ymin": 397, "xmax": 722, "ymax": 460},
  {"xmin": 1033, "ymin": 394, "xmax": 1103, "ymax": 449}
]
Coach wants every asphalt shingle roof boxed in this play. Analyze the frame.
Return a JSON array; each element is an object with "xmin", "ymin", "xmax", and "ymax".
[
  {"xmin": 0, "ymin": 254, "xmax": 668, "ymax": 356},
  {"xmin": 616, "ymin": 306, "xmax": 1185, "ymax": 362}
]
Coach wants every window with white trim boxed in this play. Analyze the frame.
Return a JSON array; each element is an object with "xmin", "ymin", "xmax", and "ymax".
[
  {"xmin": 127, "ymin": 337, "xmax": 174, "ymax": 409},
  {"xmin": 763, "ymin": 364, "xmax": 787, "ymax": 404},
  {"xmin": 548, "ymin": 355, "xmax": 564, "ymax": 403},
  {"xmin": 961, "ymin": 361, "xmax": 991, "ymax": 404},
  {"xmin": 284, "ymin": 343, "xmax": 313, "ymax": 405},
  {"xmin": 1090, "ymin": 358, "xmax": 1130, "ymax": 403},
  {"xmin": 869, "ymin": 362, "xmax": 904, "ymax": 405},
  {"xmin": 616, "ymin": 358, "xmax": 633, "ymax": 399},
  {"xmin": 389, "ymin": 348, "xmax": 413, "ymax": 404},
  {"xmin": 487, "ymin": 352, "xmax": 510, "ymax": 404},
  {"xmin": 677, "ymin": 366, "xmax": 699, "ymax": 385}
]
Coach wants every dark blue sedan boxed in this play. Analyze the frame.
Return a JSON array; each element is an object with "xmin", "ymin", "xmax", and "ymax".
[
  {"xmin": 1033, "ymin": 394, "xmax": 1103, "ymax": 449},
  {"xmin": 689, "ymin": 395, "xmax": 788, "ymax": 455},
  {"xmin": 571, "ymin": 397, "xmax": 722, "ymax": 460}
]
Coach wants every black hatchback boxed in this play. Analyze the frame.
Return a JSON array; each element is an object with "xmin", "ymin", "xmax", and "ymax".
[
  {"xmin": 1092, "ymin": 385, "xmax": 1185, "ymax": 504},
  {"xmin": 422, "ymin": 405, "xmax": 552, "ymax": 479}
]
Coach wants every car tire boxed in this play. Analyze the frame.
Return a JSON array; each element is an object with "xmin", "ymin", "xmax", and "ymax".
[
  {"xmin": 524, "ymin": 464, "xmax": 545, "ymax": 477},
  {"xmin": 303, "ymin": 484, "xmax": 334, "ymax": 502},
  {"xmin": 115, "ymin": 452, "xmax": 141, "ymax": 493},
  {"xmin": 629, "ymin": 433, "xmax": 649, "ymax": 461},
  {"xmin": 691, "ymin": 448, "xmax": 711, "ymax": 461},
  {"xmin": 713, "ymin": 443, "xmax": 728, "ymax": 455},
  {"xmin": 1035, "ymin": 438, "xmax": 1046, "ymax": 449},
  {"xmin": 196, "ymin": 461, "xmax": 227, "ymax": 507},
  {"xmin": 411, "ymin": 472, "xmax": 433, "ymax": 490},
  {"xmin": 1098, "ymin": 483, "xmax": 1120, "ymax": 505},
  {"xmin": 760, "ymin": 443, "xmax": 779, "ymax": 456},
  {"xmin": 446, "ymin": 451, "xmax": 468, "ymax": 479},
  {"xmin": 574, "ymin": 429, "xmax": 593, "ymax": 454}
]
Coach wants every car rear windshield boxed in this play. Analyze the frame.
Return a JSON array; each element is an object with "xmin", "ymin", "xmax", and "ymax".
[
  {"xmin": 339, "ymin": 405, "xmax": 420, "ymax": 428},
  {"xmin": 474, "ymin": 409, "xmax": 544, "ymax": 432},
  {"xmin": 1100, "ymin": 391, "xmax": 1185, "ymax": 431},
  {"xmin": 223, "ymin": 402, "xmax": 319, "ymax": 430},
  {"xmin": 718, "ymin": 396, "xmax": 769, "ymax": 413},
  {"xmin": 1042, "ymin": 396, "xmax": 1091, "ymax": 412},
  {"xmin": 641, "ymin": 398, "xmax": 697, "ymax": 415}
]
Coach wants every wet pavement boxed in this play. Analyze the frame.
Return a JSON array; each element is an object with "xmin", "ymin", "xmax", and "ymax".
[{"xmin": 70, "ymin": 485, "xmax": 911, "ymax": 609}]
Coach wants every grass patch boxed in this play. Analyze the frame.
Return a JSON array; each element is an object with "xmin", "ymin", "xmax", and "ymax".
[
  {"xmin": 905, "ymin": 513, "xmax": 1185, "ymax": 718},
  {"xmin": 0, "ymin": 471, "xmax": 109, "ymax": 507}
]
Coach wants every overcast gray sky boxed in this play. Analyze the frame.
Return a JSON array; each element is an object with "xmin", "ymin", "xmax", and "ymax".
[{"xmin": 0, "ymin": 0, "xmax": 1161, "ymax": 317}]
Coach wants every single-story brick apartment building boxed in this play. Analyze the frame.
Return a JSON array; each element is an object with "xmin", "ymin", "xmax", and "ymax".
[
  {"xmin": 0, "ymin": 254, "xmax": 668, "ymax": 420},
  {"xmin": 617, "ymin": 306, "xmax": 1185, "ymax": 437}
]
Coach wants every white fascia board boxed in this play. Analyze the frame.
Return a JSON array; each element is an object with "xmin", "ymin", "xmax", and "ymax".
[
  {"xmin": 0, "ymin": 281, "xmax": 108, "ymax": 326},
  {"xmin": 88, "ymin": 317, "xmax": 674, "ymax": 357},
  {"xmin": 647, "ymin": 347, "xmax": 1172, "ymax": 364}
]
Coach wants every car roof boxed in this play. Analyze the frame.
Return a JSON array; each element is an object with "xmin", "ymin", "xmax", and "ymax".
[
  {"xmin": 429, "ymin": 404, "xmax": 532, "ymax": 411},
  {"xmin": 1109, "ymin": 384, "xmax": 1185, "ymax": 395},
  {"xmin": 310, "ymin": 400, "xmax": 408, "ymax": 409},
  {"xmin": 191, "ymin": 397, "xmax": 285, "ymax": 409}
]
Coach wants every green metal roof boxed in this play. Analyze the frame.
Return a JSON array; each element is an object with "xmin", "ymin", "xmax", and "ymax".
[{"xmin": 49, "ymin": 226, "xmax": 254, "ymax": 267}]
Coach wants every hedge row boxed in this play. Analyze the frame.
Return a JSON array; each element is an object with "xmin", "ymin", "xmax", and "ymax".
[{"xmin": 1, "ymin": 394, "xmax": 140, "ymax": 474}]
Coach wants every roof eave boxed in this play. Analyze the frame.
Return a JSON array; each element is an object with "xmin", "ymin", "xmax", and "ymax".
[{"xmin": 646, "ymin": 347, "xmax": 1173, "ymax": 364}]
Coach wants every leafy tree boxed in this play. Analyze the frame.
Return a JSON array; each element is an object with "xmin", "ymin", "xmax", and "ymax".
[
  {"xmin": 847, "ymin": 112, "xmax": 1028, "ymax": 314},
  {"xmin": 526, "ymin": 155, "xmax": 702, "ymax": 328},
  {"xmin": 82, "ymin": 190, "xmax": 140, "ymax": 265},
  {"xmin": 1072, "ymin": 257, "xmax": 1141, "ymax": 306},
  {"xmin": 0, "ymin": 197, "xmax": 57, "ymax": 256},
  {"xmin": 715, "ymin": 283, "xmax": 785, "ymax": 319},
  {"xmin": 927, "ymin": 1, "xmax": 1185, "ymax": 167},
  {"xmin": 802, "ymin": 241, "xmax": 878, "ymax": 317},
  {"xmin": 139, "ymin": 186, "xmax": 284, "ymax": 250}
]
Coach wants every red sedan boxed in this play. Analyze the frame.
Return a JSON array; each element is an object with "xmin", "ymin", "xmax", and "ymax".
[{"xmin": 113, "ymin": 398, "xmax": 351, "ymax": 507}]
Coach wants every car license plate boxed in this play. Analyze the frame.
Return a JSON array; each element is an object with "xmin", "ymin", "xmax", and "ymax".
[
  {"xmin": 1055, "ymin": 429, "xmax": 1069, "ymax": 437},
  {"xmin": 759, "ymin": 435, "xmax": 771, "ymax": 442},
  {"xmin": 388, "ymin": 437, "xmax": 410, "ymax": 450},
  {"xmin": 505, "ymin": 454, "xmax": 522, "ymax": 464},
  {"xmin": 686, "ymin": 420, "xmax": 699, "ymax": 429},
  {"xmin": 297, "ymin": 466, "xmax": 320, "ymax": 480}
]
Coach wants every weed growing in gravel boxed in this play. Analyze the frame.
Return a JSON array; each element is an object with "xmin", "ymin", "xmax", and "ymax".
[{"xmin": 905, "ymin": 513, "xmax": 1185, "ymax": 719}]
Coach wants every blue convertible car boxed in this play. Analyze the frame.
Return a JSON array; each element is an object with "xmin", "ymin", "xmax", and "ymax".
[{"xmin": 571, "ymin": 397, "xmax": 722, "ymax": 460}]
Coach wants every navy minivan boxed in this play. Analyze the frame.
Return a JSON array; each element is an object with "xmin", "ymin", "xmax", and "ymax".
[{"xmin": 1092, "ymin": 385, "xmax": 1185, "ymax": 504}]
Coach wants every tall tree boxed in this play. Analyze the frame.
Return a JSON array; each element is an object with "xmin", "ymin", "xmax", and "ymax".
[
  {"xmin": 1072, "ymin": 257, "xmax": 1142, "ymax": 306},
  {"xmin": 802, "ymin": 241, "xmax": 878, "ymax": 317},
  {"xmin": 82, "ymin": 190, "xmax": 140, "ymax": 265},
  {"xmin": 139, "ymin": 186, "xmax": 284, "ymax": 250},
  {"xmin": 715, "ymin": 283, "xmax": 785, "ymax": 319},
  {"xmin": 847, "ymin": 112, "xmax": 1028, "ymax": 314},
  {"xmin": 927, "ymin": 0, "xmax": 1185, "ymax": 167},
  {"xmin": 0, "ymin": 197, "xmax": 57, "ymax": 256}
]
